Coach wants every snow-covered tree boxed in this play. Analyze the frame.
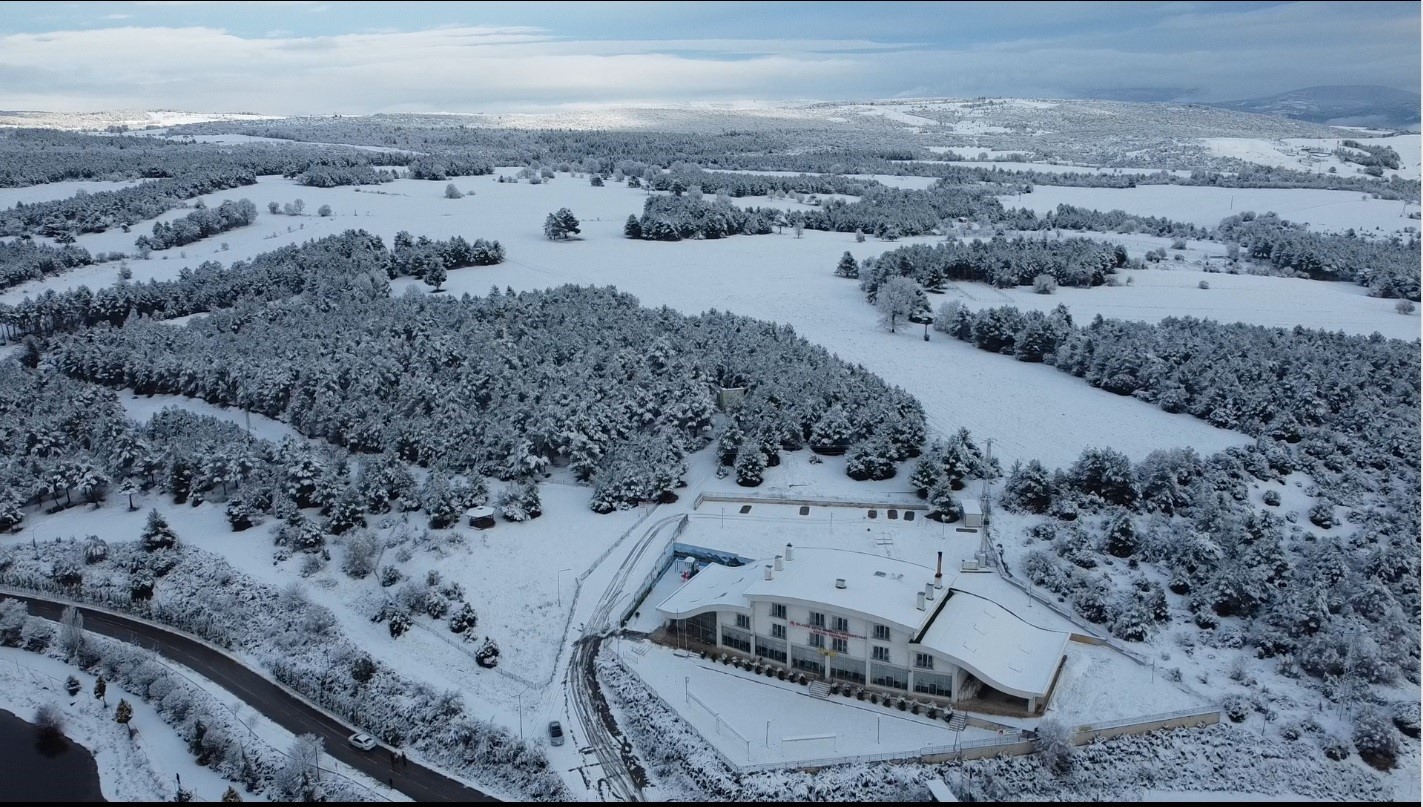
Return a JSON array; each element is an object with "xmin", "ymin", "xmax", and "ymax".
[
  {"xmin": 140, "ymin": 509, "xmax": 178, "ymax": 551},
  {"xmin": 543, "ymin": 208, "xmax": 580, "ymax": 240},
  {"xmin": 1001, "ymin": 459, "xmax": 1053, "ymax": 513},
  {"xmin": 874, "ymin": 276, "xmax": 928, "ymax": 334},
  {"xmin": 927, "ymin": 480, "xmax": 960, "ymax": 522},
  {"xmin": 834, "ymin": 251, "xmax": 860, "ymax": 279},
  {"xmin": 114, "ymin": 698, "xmax": 133, "ymax": 725},
  {"xmin": 444, "ymin": 183, "xmax": 464, "ymax": 199},
  {"xmin": 497, "ymin": 480, "xmax": 542, "ymax": 521}
]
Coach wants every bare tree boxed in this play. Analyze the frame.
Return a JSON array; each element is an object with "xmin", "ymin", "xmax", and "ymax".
[{"xmin": 874, "ymin": 276, "xmax": 926, "ymax": 334}]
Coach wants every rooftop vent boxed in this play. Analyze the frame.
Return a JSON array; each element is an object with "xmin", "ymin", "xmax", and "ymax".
[
  {"xmin": 774, "ymin": 555, "xmax": 783, "ymax": 572},
  {"xmin": 873, "ymin": 571, "xmax": 887, "ymax": 577},
  {"xmin": 764, "ymin": 565, "xmax": 773, "ymax": 581},
  {"xmin": 784, "ymin": 543, "xmax": 794, "ymax": 561},
  {"xmin": 835, "ymin": 578, "xmax": 847, "ymax": 589},
  {"xmin": 916, "ymin": 591, "xmax": 927, "ymax": 611},
  {"xmin": 924, "ymin": 582, "xmax": 935, "ymax": 601}
]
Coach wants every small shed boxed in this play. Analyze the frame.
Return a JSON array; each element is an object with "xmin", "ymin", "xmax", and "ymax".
[
  {"xmin": 465, "ymin": 505, "xmax": 496, "ymax": 529},
  {"xmin": 960, "ymin": 498, "xmax": 984, "ymax": 529},
  {"xmin": 716, "ymin": 387, "xmax": 747, "ymax": 411}
]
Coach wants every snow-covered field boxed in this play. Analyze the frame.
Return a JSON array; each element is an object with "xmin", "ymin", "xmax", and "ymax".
[
  {"xmin": 1203, "ymin": 134, "xmax": 1421, "ymax": 181},
  {"xmin": 23, "ymin": 171, "xmax": 1409, "ymax": 469},
  {"xmin": 2, "ymin": 139, "xmax": 1417, "ymax": 801},
  {"xmin": 0, "ymin": 178, "xmax": 144, "ymax": 209},
  {"xmin": 1004, "ymin": 183, "xmax": 1421, "ymax": 235}
]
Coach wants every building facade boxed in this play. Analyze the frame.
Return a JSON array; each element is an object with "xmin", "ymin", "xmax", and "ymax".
[{"xmin": 657, "ymin": 545, "xmax": 1068, "ymax": 712}]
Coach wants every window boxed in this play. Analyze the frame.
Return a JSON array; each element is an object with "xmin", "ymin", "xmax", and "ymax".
[
  {"xmin": 915, "ymin": 652, "xmax": 934, "ymax": 670},
  {"xmin": 771, "ymin": 623, "xmax": 786, "ymax": 639},
  {"xmin": 771, "ymin": 603, "xmax": 786, "ymax": 620},
  {"xmin": 810, "ymin": 611, "xmax": 825, "ymax": 628},
  {"xmin": 809, "ymin": 633, "xmax": 825, "ymax": 648},
  {"xmin": 873, "ymin": 624, "xmax": 891, "ymax": 641},
  {"xmin": 832, "ymin": 637, "xmax": 848, "ymax": 654},
  {"xmin": 736, "ymin": 613, "xmax": 750, "ymax": 630},
  {"xmin": 872, "ymin": 645, "xmax": 890, "ymax": 662},
  {"xmin": 832, "ymin": 616, "xmax": 849, "ymax": 633}
]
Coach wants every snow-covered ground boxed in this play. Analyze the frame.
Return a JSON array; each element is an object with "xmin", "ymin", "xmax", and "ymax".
[
  {"xmin": 613, "ymin": 639, "xmax": 997, "ymax": 767},
  {"xmin": 0, "ymin": 643, "xmax": 401, "ymax": 803},
  {"xmin": 1203, "ymin": 134, "xmax": 1421, "ymax": 181},
  {"xmin": 2, "ymin": 157, "xmax": 1417, "ymax": 800},
  {"xmin": 1006, "ymin": 183, "xmax": 1421, "ymax": 235},
  {"xmin": 0, "ymin": 178, "xmax": 145, "ymax": 209}
]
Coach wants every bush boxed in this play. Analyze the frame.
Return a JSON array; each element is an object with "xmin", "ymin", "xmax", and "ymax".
[
  {"xmin": 1262, "ymin": 489, "xmax": 1281, "ymax": 506},
  {"xmin": 444, "ymin": 184, "xmax": 464, "ymax": 200},
  {"xmin": 1035, "ymin": 718, "xmax": 1075, "ymax": 775},
  {"xmin": 1353, "ymin": 708, "xmax": 1399, "ymax": 770},
  {"xmin": 1395, "ymin": 299, "xmax": 1415, "ymax": 315},
  {"xmin": 1198, "ymin": 280, "xmax": 1210, "ymax": 290},
  {"xmin": 1032, "ymin": 273, "xmax": 1058, "ymax": 295}
]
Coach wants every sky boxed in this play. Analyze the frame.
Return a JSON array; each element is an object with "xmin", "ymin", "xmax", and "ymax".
[{"xmin": 0, "ymin": 1, "xmax": 1417, "ymax": 115}]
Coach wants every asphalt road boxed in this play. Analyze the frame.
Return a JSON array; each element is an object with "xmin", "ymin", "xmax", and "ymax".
[{"xmin": 10, "ymin": 592, "xmax": 497, "ymax": 803}]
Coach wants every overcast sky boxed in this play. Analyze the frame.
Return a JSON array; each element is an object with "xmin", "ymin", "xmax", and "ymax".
[{"xmin": 1, "ymin": 1, "xmax": 1417, "ymax": 114}]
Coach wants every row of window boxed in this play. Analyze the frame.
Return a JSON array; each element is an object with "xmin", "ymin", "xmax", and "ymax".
[{"xmin": 733, "ymin": 611, "xmax": 928, "ymax": 668}]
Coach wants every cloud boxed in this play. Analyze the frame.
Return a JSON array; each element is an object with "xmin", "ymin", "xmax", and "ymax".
[{"xmin": 0, "ymin": 3, "xmax": 1415, "ymax": 114}]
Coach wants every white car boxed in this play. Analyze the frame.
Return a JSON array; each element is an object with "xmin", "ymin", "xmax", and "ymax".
[
  {"xmin": 348, "ymin": 732, "xmax": 378, "ymax": 752},
  {"xmin": 547, "ymin": 721, "xmax": 564, "ymax": 747}
]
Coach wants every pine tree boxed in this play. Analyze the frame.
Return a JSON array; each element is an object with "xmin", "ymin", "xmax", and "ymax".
[
  {"xmin": 809, "ymin": 405, "xmax": 853, "ymax": 455},
  {"xmin": 927, "ymin": 480, "xmax": 961, "ymax": 522},
  {"xmin": 1001, "ymin": 459, "xmax": 1053, "ymax": 513},
  {"xmin": 909, "ymin": 444, "xmax": 946, "ymax": 498},
  {"xmin": 734, "ymin": 442, "xmax": 766, "ymax": 487},
  {"xmin": 423, "ymin": 260, "xmax": 447, "ymax": 292},
  {"xmin": 140, "ymin": 509, "xmax": 177, "ymax": 551},
  {"xmin": 93, "ymin": 675, "xmax": 107, "ymax": 705},
  {"xmin": 834, "ymin": 251, "xmax": 860, "ymax": 279},
  {"xmin": 65, "ymin": 675, "xmax": 81, "ymax": 697},
  {"xmin": 114, "ymin": 698, "xmax": 133, "ymax": 725},
  {"xmin": 1105, "ymin": 515, "xmax": 1138, "ymax": 558},
  {"xmin": 623, "ymin": 215, "xmax": 643, "ymax": 239},
  {"xmin": 222, "ymin": 786, "xmax": 243, "ymax": 802}
]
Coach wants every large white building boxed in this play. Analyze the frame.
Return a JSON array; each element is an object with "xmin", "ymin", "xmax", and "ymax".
[{"xmin": 655, "ymin": 545, "xmax": 1069, "ymax": 713}]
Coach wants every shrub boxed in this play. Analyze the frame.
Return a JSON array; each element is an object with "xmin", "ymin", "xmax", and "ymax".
[
  {"xmin": 1395, "ymin": 299, "xmax": 1415, "ymax": 315},
  {"xmin": 1353, "ymin": 707, "xmax": 1399, "ymax": 770},
  {"xmin": 1198, "ymin": 280, "xmax": 1210, "ymax": 290},
  {"xmin": 1032, "ymin": 273, "xmax": 1058, "ymax": 295}
]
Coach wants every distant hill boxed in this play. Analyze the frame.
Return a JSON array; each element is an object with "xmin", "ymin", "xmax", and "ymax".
[{"xmin": 1209, "ymin": 85, "xmax": 1420, "ymax": 130}]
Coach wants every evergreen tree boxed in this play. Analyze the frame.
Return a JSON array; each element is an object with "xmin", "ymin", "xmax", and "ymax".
[
  {"xmin": 93, "ymin": 675, "xmax": 107, "ymax": 705},
  {"xmin": 834, "ymin": 251, "xmax": 860, "ymax": 279},
  {"xmin": 1001, "ymin": 459, "xmax": 1053, "ymax": 513},
  {"xmin": 114, "ymin": 698, "xmax": 133, "ymax": 725},
  {"xmin": 1105, "ymin": 515, "xmax": 1139, "ymax": 558},
  {"xmin": 222, "ymin": 786, "xmax": 243, "ymax": 803},
  {"xmin": 809, "ymin": 405, "xmax": 854, "ymax": 455},
  {"xmin": 909, "ymin": 444, "xmax": 946, "ymax": 498},
  {"xmin": 734, "ymin": 441, "xmax": 766, "ymax": 487},
  {"xmin": 927, "ymin": 480, "xmax": 961, "ymax": 522},
  {"xmin": 845, "ymin": 436, "xmax": 896, "ymax": 481},
  {"xmin": 65, "ymin": 675, "xmax": 81, "ymax": 697},
  {"xmin": 623, "ymin": 215, "xmax": 642, "ymax": 239},
  {"xmin": 140, "ymin": 509, "xmax": 178, "ymax": 551}
]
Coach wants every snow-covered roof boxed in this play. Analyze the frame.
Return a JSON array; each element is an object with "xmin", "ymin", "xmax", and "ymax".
[
  {"xmin": 742, "ymin": 547, "xmax": 942, "ymax": 631},
  {"xmin": 655, "ymin": 562, "xmax": 755, "ymax": 618},
  {"xmin": 917, "ymin": 591, "xmax": 1070, "ymax": 700}
]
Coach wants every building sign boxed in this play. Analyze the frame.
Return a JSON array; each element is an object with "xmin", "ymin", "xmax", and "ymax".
[{"xmin": 789, "ymin": 620, "xmax": 864, "ymax": 641}]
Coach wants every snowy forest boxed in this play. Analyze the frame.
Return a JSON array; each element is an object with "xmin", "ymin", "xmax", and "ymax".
[{"xmin": 0, "ymin": 95, "xmax": 1418, "ymax": 802}]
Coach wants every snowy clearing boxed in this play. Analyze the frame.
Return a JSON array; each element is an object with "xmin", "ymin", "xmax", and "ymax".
[{"xmin": 1006, "ymin": 183, "xmax": 1421, "ymax": 235}]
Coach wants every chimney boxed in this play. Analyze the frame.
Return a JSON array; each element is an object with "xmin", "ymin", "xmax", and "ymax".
[
  {"xmin": 784, "ymin": 543, "xmax": 794, "ymax": 561},
  {"xmin": 935, "ymin": 551, "xmax": 944, "ymax": 588},
  {"xmin": 835, "ymin": 578, "xmax": 847, "ymax": 589},
  {"xmin": 916, "ymin": 591, "xmax": 927, "ymax": 611},
  {"xmin": 925, "ymin": 582, "xmax": 935, "ymax": 601},
  {"xmin": 764, "ymin": 565, "xmax": 773, "ymax": 581},
  {"xmin": 774, "ymin": 555, "xmax": 784, "ymax": 572}
]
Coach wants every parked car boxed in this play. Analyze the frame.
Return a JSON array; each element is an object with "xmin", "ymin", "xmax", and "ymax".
[
  {"xmin": 348, "ymin": 732, "xmax": 378, "ymax": 751},
  {"xmin": 547, "ymin": 720, "xmax": 564, "ymax": 746}
]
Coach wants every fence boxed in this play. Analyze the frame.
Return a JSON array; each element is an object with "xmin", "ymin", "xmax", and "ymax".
[
  {"xmin": 1075, "ymin": 707, "xmax": 1221, "ymax": 744},
  {"xmin": 686, "ymin": 687, "xmax": 753, "ymax": 759},
  {"xmin": 692, "ymin": 491, "xmax": 928, "ymax": 512}
]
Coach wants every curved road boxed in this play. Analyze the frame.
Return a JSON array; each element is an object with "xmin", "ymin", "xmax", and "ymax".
[{"xmin": 7, "ymin": 592, "xmax": 495, "ymax": 803}]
